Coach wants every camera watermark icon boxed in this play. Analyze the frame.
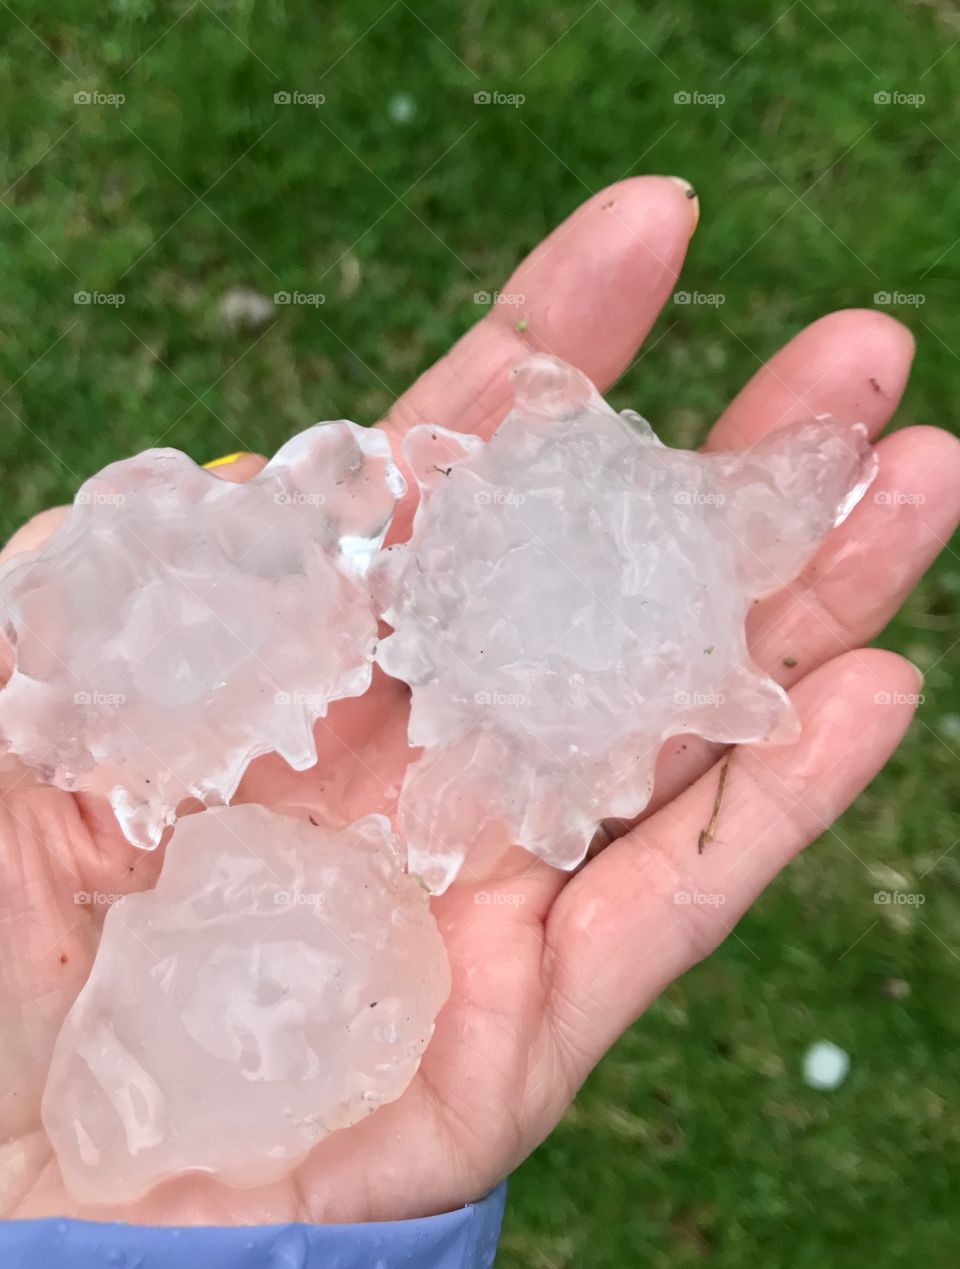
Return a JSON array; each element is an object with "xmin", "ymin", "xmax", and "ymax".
[
  {"xmin": 673, "ymin": 290, "xmax": 725, "ymax": 307},
  {"xmin": 473, "ymin": 690, "xmax": 527, "ymax": 707},
  {"xmin": 673, "ymin": 90, "xmax": 725, "ymax": 108},
  {"xmin": 473, "ymin": 290, "xmax": 526, "ymax": 307},
  {"xmin": 474, "ymin": 90, "xmax": 525, "ymax": 107},
  {"xmin": 674, "ymin": 489, "xmax": 725, "ymax": 506},
  {"xmin": 274, "ymin": 90, "xmax": 325, "ymax": 107},
  {"xmin": 76, "ymin": 490, "xmax": 125, "ymax": 507},
  {"xmin": 74, "ymin": 690, "xmax": 126, "ymax": 707},
  {"xmin": 674, "ymin": 691, "xmax": 726, "ymax": 707},
  {"xmin": 874, "ymin": 890, "xmax": 925, "ymax": 906},
  {"xmin": 74, "ymin": 890, "xmax": 126, "ymax": 906},
  {"xmin": 275, "ymin": 690, "xmax": 327, "ymax": 707},
  {"xmin": 873, "ymin": 90, "xmax": 924, "ymax": 107},
  {"xmin": 873, "ymin": 291, "xmax": 925, "ymax": 307},
  {"xmin": 473, "ymin": 489, "xmax": 525, "ymax": 507},
  {"xmin": 274, "ymin": 491, "xmax": 325, "ymax": 506},
  {"xmin": 874, "ymin": 690, "xmax": 924, "ymax": 706},
  {"xmin": 74, "ymin": 291, "xmax": 125, "ymax": 307},
  {"xmin": 273, "ymin": 291, "xmax": 325, "ymax": 307},
  {"xmin": 873, "ymin": 490, "xmax": 926, "ymax": 506},
  {"xmin": 475, "ymin": 890, "xmax": 526, "ymax": 905},
  {"xmin": 674, "ymin": 890, "xmax": 726, "ymax": 906},
  {"xmin": 74, "ymin": 90, "xmax": 125, "ymax": 108},
  {"xmin": 274, "ymin": 890, "xmax": 325, "ymax": 906}
]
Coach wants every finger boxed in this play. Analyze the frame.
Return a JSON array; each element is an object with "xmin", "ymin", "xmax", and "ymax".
[
  {"xmin": 202, "ymin": 452, "xmax": 266, "ymax": 482},
  {"xmin": 545, "ymin": 649, "xmax": 921, "ymax": 1075},
  {"xmin": 611, "ymin": 305, "xmax": 922, "ymax": 825},
  {"xmin": 748, "ymin": 425, "xmax": 960, "ymax": 675},
  {"xmin": 706, "ymin": 308, "xmax": 915, "ymax": 450},
  {"xmin": 381, "ymin": 175, "xmax": 698, "ymax": 446},
  {"xmin": 633, "ymin": 424, "xmax": 960, "ymax": 817}
]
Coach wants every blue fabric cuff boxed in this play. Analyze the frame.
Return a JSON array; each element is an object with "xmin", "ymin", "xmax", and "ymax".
[{"xmin": 0, "ymin": 1181, "xmax": 506, "ymax": 1268}]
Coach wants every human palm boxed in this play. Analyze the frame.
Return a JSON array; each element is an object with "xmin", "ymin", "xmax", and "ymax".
[{"xmin": 1, "ymin": 177, "xmax": 957, "ymax": 1226}]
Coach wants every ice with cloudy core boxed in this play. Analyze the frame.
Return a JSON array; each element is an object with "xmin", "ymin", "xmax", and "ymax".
[
  {"xmin": 375, "ymin": 354, "xmax": 877, "ymax": 892},
  {"xmin": 41, "ymin": 805, "xmax": 450, "ymax": 1205},
  {"xmin": 0, "ymin": 423, "xmax": 403, "ymax": 849}
]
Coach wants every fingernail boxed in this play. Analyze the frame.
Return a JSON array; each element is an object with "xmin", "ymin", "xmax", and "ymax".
[
  {"xmin": 203, "ymin": 452, "xmax": 248, "ymax": 470},
  {"xmin": 905, "ymin": 658, "xmax": 925, "ymax": 688},
  {"xmin": 667, "ymin": 177, "xmax": 700, "ymax": 233}
]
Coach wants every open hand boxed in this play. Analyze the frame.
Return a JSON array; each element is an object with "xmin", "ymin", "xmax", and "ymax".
[{"xmin": 2, "ymin": 177, "xmax": 957, "ymax": 1225}]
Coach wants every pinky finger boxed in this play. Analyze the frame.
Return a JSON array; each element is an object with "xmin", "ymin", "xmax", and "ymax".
[{"xmin": 544, "ymin": 648, "xmax": 922, "ymax": 1074}]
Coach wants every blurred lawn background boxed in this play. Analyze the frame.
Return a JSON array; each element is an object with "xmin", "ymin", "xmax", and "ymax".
[{"xmin": 0, "ymin": 2, "xmax": 958, "ymax": 1264}]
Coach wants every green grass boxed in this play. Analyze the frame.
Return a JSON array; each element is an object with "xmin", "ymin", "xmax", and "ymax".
[{"xmin": 1, "ymin": 2, "xmax": 958, "ymax": 1264}]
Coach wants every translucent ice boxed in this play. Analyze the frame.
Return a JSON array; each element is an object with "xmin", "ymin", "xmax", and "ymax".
[
  {"xmin": 375, "ymin": 354, "xmax": 877, "ymax": 891},
  {"xmin": 0, "ymin": 424, "xmax": 403, "ymax": 848},
  {"xmin": 41, "ymin": 806, "xmax": 450, "ymax": 1204}
]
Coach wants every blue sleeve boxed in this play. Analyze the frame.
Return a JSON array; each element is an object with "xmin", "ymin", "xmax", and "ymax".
[{"xmin": 0, "ymin": 1181, "xmax": 506, "ymax": 1268}]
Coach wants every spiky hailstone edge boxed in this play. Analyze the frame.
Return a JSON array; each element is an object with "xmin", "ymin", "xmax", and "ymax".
[
  {"xmin": 0, "ymin": 421, "xmax": 405, "ymax": 850},
  {"xmin": 374, "ymin": 353, "xmax": 878, "ymax": 893}
]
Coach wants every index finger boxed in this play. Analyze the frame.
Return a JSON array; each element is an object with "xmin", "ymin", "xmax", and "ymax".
[{"xmin": 380, "ymin": 175, "xmax": 699, "ymax": 444}]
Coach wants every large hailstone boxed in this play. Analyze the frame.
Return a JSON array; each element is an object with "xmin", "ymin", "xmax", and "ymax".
[
  {"xmin": 375, "ymin": 354, "xmax": 877, "ymax": 892},
  {"xmin": 0, "ymin": 424, "xmax": 403, "ymax": 849},
  {"xmin": 41, "ymin": 806, "xmax": 450, "ymax": 1204}
]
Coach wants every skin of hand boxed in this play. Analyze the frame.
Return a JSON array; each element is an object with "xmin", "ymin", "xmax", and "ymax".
[{"xmin": 1, "ymin": 176, "xmax": 958, "ymax": 1226}]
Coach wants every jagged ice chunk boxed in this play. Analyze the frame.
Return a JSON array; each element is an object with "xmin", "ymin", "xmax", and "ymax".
[
  {"xmin": 375, "ymin": 354, "xmax": 877, "ymax": 891},
  {"xmin": 0, "ymin": 424, "xmax": 403, "ymax": 848},
  {"xmin": 41, "ymin": 806, "xmax": 450, "ymax": 1204}
]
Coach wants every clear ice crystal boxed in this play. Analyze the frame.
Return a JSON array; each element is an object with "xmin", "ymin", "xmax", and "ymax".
[
  {"xmin": 375, "ymin": 354, "xmax": 877, "ymax": 891},
  {"xmin": 41, "ymin": 806, "xmax": 450, "ymax": 1205},
  {"xmin": 0, "ymin": 424, "xmax": 403, "ymax": 849}
]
